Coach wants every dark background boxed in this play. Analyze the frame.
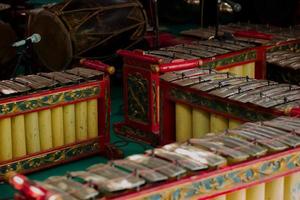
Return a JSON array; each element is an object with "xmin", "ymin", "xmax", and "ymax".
[{"xmin": 151, "ymin": 0, "xmax": 300, "ymax": 26}]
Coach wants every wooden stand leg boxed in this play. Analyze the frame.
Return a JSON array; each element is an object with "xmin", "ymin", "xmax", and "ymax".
[
  {"xmin": 25, "ymin": 112, "xmax": 40, "ymax": 154},
  {"xmin": 52, "ymin": 107, "xmax": 64, "ymax": 147},
  {"xmin": 246, "ymin": 183, "xmax": 265, "ymax": 200},
  {"xmin": 0, "ymin": 118, "xmax": 12, "ymax": 161},
  {"xmin": 229, "ymin": 119, "xmax": 242, "ymax": 129},
  {"xmin": 227, "ymin": 189, "xmax": 246, "ymax": 200},
  {"xmin": 284, "ymin": 172, "xmax": 300, "ymax": 200},
  {"xmin": 210, "ymin": 114, "xmax": 228, "ymax": 133},
  {"xmin": 192, "ymin": 109, "xmax": 210, "ymax": 138},
  {"xmin": 75, "ymin": 102, "xmax": 88, "ymax": 141},
  {"xmin": 243, "ymin": 62, "xmax": 255, "ymax": 78},
  {"xmin": 63, "ymin": 104, "xmax": 76, "ymax": 144},
  {"xmin": 87, "ymin": 99, "xmax": 98, "ymax": 138},
  {"xmin": 12, "ymin": 115, "xmax": 26, "ymax": 158},
  {"xmin": 229, "ymin": 65, "xmax": 243, "ymax": 77},
  {"xmin": 38, "ymin": 109, "xmax": 53, "ymax": 151},
  {"xmin": 176, "ymin": 103, "xmax": 192, "ymax": 142},
  {"xmin": 266, "ymin": 177, "xmax": 284, "ymax": 200}
]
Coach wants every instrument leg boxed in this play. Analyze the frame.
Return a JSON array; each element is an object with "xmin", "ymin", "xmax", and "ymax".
[
  {"xmin": 176, "ymin": 103, "xmax": 192, "ymax": 142},
  {"xmin": 25, "ymin": 112, "xmax": 41, "ymax": 154},
  {"xmin": 243, "ymin": 62, "xmax": 255, "ymax": 78},
  {"xmin": 284, "ymin": 172, "xmax": 300, "ymax": 200},
  {"xmin": 38, "ymin": 110, "xmax": 53, "ymax": 150},
  {"xmin": 265, "ymin": 177, "xmax": 284, "ymax": 200},
  {"xmin": 229, "ymin": 65, "xmax": 244, "ymax": 77},
  {"xmin": 246, "ymin": 183, "xmax": 265, "ymax": 200},
  {"xmin": 210, "ymin": 114, "xmax": 228, "ymax": 133},
  {"xmin": 12, "ymin": 115, "xmax": 26, "ymax": 158},
  {"xmin": 227, "ymin": 189, "xmax": 246, "ymax": 200},
  {"xmin": 87, "ymin": 99, "xmax": 98, "ymax": 138},
  {"xmin": 75, "ymin": 101, "xmax": 88, "ymax": 141},
  {"xmin": 63, "ymin": 104, "xmax": 76, "ymax": 144},
  {"xmin": 229, "ymin": 119, "xmax": 242, "ymax": 129},
  {"xmin": 192, "ymin": 109, "xmax": 210, "ymax": 138},
  {"xmin": 0, "ymin": 118, "xmax": 12, "ymax": 161},
  {"xmin": 52, "ymin": 107, "xmax": 64, "ymax": 147}
]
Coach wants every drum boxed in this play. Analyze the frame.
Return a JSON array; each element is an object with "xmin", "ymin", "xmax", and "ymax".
[{"xmin": 28, "ymin": 0, "xmax": 147, "ymax": 71}]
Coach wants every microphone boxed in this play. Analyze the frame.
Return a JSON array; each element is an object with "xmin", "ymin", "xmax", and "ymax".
[
  {"xmin": 12, "ymin": 33, "xmax": 41, "ymax": 47},
  {"xmin": 224, "ymin": 0, "xmax": 242, "ymax": 12}
]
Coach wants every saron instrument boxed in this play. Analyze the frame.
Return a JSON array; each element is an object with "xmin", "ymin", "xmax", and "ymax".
[
  {"xmin": 0, "ymin": 59, "xmax": 113, "ymax": 178},
  {"xmin": 160, "ymin": 68, "xmax": 300, "ymax": 145},
  {"xmin": 115, "ymin": 39, "xmax": 266, "ymax": 145},
  {"xmin": 8, "ymin": 116, "xmax": 300, "ymax": 200},
  {"xmin": 181, "ymin": 23, "xmax": 300, "ymax": 45},
  {"xmin": 267, "ymin": 44, "xmax": 300, "ymax": 85},
  {"xmin": 28, "ymin": 0, "xmax": 147, "ymax": 71}
]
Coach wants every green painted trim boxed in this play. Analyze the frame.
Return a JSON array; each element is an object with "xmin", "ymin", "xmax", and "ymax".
[
  {"xmin": 170, "ymin": 88, "xmax": 275, "ymax": 122},
  {"xmin": 0, "ymin": 141, "xmax": 100, "ymax": 176},
  {"xmin": 0, "ymin": 86, "xmax": 100, "ymax": 117},
  {"xmin": 201, "ymin": 51, "xmax": 257, "ymax": 69},
  {"xmin": 142, "ymin": 150, "xmax": 300, "ymax": 200}
]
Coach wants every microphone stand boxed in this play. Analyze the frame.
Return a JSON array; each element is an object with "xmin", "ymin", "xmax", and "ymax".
[
  {"xmin": 214, "ymin": 0, "xmax": 240, "ymax": 41},
  {"xmin": 215, "ymin": 0, "xmax": 221, "ymax": 39},
  {"xmin": 13, "ymin": 39, "xmax": 33, "ymax": 77}
]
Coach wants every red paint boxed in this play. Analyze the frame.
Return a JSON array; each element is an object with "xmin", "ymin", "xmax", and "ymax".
[
  {"xmin": 80, "ymin": 59, "xmax": 112, "ymax": 73},
  {"xmin": 114, "ymin": 44, "xmax": 267, "ymax": 145},
  {"xmin": 0, "ymin": 61, "xmax": 112, "ymax": 177},
  {"xmin": 234, "ymin": 30, "xmax": 274, "ymax": 40}
]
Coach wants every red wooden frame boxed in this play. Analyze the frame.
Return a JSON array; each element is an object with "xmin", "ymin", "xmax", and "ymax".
[
  {"xmin": 10, "ymin": 145, "xmax": 300, "ymax": 200},
  {"xmin": 114, "ymin": 45, "xmax": 266, "ymax": 145},
  {"xmin": 0, "ymin": 61, "xmax": 112, "ymax": 179},
  {"xmin": 159, "ymin": 73, "xmax": 300, "ymax": 145}
]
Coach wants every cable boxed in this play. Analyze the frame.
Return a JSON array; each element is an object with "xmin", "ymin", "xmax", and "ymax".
[{"xmin": 113, "ymin": 134, "xmax": 149, "ymax": 152}]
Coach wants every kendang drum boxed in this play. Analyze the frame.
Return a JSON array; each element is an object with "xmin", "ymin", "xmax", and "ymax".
[{"xmin": 28, "ymin": 0, "xmax": 147, "ymax": 71}]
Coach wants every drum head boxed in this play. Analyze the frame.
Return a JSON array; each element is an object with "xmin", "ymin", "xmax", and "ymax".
[
  {"xmin": 0, "ymin": 21, "xmax": 16, "ymax": 65},
  {"xmin": 28, "ymin": 9, "xmax": 73, "ymax": 71}
]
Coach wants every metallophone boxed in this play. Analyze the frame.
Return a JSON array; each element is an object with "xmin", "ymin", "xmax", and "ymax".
[
  {"xmin": 267, "ymin": 43, "xmax": 300, "ymax": 85},
  {"xmin": 115, "ymin": 38, "xmax": 266, "ymax": 145},
  {"xmin": 160, "ymin": 68, "xmax": 300, "ymax": 145},
  {"xmin": 7, "ymin": 116, "xmax": 300, "ymax": 200},
  {"xmin": 0, "ymin": 59, "xmax": 115, "ymax": 179},
  {"xmin": 181, "ymin": 23, "xmax": 300, "ymax": 46},
  {"xmin": 157, "ymin": 68, "xmax": 300, "ymax": 200},
  {"xmin": 181, "ymin": 23, "xmax": 300, "ymax": 85}
]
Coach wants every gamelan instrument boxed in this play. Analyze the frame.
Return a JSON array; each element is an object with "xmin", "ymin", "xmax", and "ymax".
[
  {"xmin": 0, "ymin": 59, "xmax": 114, "ymax": 178},
  {"xmin": 181, "ymin": 23, "xmax": 300, "ymax": 85},
  {"xmin": 160, "ymin": 68, "xmax": 300, "ymax": 145},
  {"xmin": 28, "ymin": 0, "xmax": 147, "ymax": 71},
  {"xmin": 267, "ymin": 44, "xmax": 300, "ymax": 85},
  {"xmin": 181, "ymin": 23, "xmax": 300, "ymax": 46},
  {"xmin": 115, "ymin": 39, "xmax": 266, "ymax": 144},
  {"xmin": 8, "ymin": 116, "xmax": 300, "ymax": 200}
]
